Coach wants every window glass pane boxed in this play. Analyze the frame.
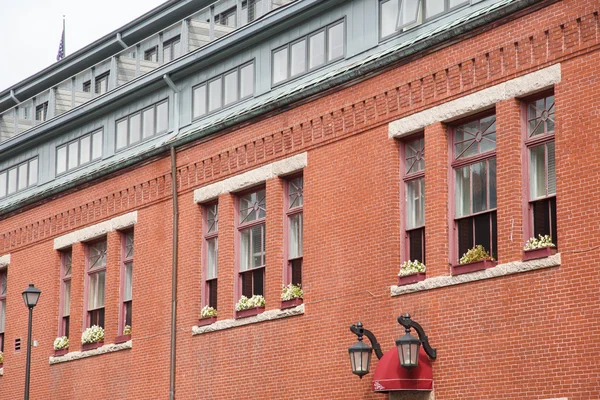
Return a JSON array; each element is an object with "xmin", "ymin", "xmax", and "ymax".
[
  {"xmin": 406, "ymin": 178, "xmax": 425, "ymax": 229},
  {"xmin": 290, "ymin": 40, "xmax": 306, "ymax": 77},
  {"xmin": 328, "ymin": 22, "xmax": 344, "ymax": 61},
  {"xmin": 408, "ymin": 228, "xmax": 425, "ymax": 264},
  {"xmin": 80, "ymin": 135, "xmax": 91, "ymax": 165},
  {"xmin": 309, "ymin": 31, "xmax": 325, "ymax": 69},
  {"xmin": 7, "ymin": 168, "xmax": 17, "ymax": 194},
  {"xmin": 142, "ymin": 108, "xmax": 155, "ymax": 139},
  {"xmin": 0, "ymin": 172, "xmax": 6, "ymax": 198},
  {"xmin": 173, "ymin": 40, "xmax": 181, "ymax": 59},
  {"xmin": 381, "ymin": 0, "xmax": 399, "ymax": 37},
  {"xmin": 207, "ymin": 204, "xmax": 218, "ymax": 233},
  {"xmin": 252, "ymin": 224, "xmax": 264, "ymax": 268},
  {"xmin": 207, "ymin": 238, "xmax": 218, "ymax": 279},
  {"xmin": 63, "ymin": 280, "xmax": 71, "ymax": 316},
  {"xmin": 289, "ymin": 213, "xmax": 303, "ymax": 259},
  {"xmin": 68, "ymin": 141, "xmax": 79, "ymax": 170},
  {"xmin": 88, "ymin": 271, "xmax": 106, "ymax": 309},
  {"xmin": 405, "ymin": 137, "xmax": 424, "ymax": 174},
  {"xmin": 193, "ymin": 85, "xmax": 207, "ymax": 117},
  {"xmin": 425, "ymin": 0, "xmax": 444, "ymax": 18},
  {"xmin": 0, "ymin": 300, "xmax": 5, "ymax": 332},
  {"xmin": 57, "ymin": 146, "xmax": 67, "ymax": 174},
  {"xmin": 129, "ymin": 113, "xmax": 141, "ymax": 144},
  {"xmin": 239, "ymin": 189, "xmax": 266, "ymax": 223},
  {"xmin": 17, "ymin": 163, "xmax": 28, "ymax": 190},
  {"xmin": 208, "ymin": 78, "xmax": 222, "ymax": 112},
  {"xmin": 471, "ymin": 161, "xmax": 487, "ymax": 213},
  {"xmin": 28, "ymin": 159, "xmax": 38, "ymax": 186},
  {"xmin": 163, "ymin": 46, "xmax": 172, "ymax": 63},
  {"xmin": 547, "ymin": 142, "xmax": 556, "ymax": 195},
  {"xmin": 449, "ymin": 0, "xmax": 467, "ymax": 6},
  {"xmin": 116, "ymin": 119, "xmax": 128, "ymax": 150},
  {"xmin": 240, "ymin": 64, "xmax": 254, "ymax": 98},
  {"xmin": 454, "ymin": 120, "xmax": 479, "ymax": 159},
  {"xmin": 89, "ymin": 241, "xmax": 107, "ymax": 269},
  {"xmin": 530, "ymin": 144, "xmax": 546, "ymax": 200},
  {"xmin": 124, "ymin": 263, "xmax": 133, "ymax": 302},
  {"xmin": 157, "ymin": 101, "xmax": 169, "ymax": 133},
  {"xmin": 273, "ymin": 48, "xmax": 288, "ymax": 84},
  {"xmin": 489, "ymin": 158, "xmax": 497, "ymax": 209},
  {"xmin": 455, "ymin": 165, "xmax": 470, "ymax": 217},
  {"xmin": 400, "ymin": 0, "xmax": 421, "ymax": 27},
  {"xmin": 288, "ymin": 177, "xmax": 304, "ymax": 208},
  {"xmin": 92, "ymin": 131, "xmax": 103, "ymax": 160},
  {"xmin": 224, "ymin": 71, "xmax": 238, "ymax": 106},
  {"xmin": 240, "ymin": 228, "xmax": 251, "ymax": 271}
]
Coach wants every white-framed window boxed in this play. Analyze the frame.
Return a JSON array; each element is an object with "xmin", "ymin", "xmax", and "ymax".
[
  {"xmin": 116, "ymin": 100, "xmax": 168, "ymax": 151},
  {"xmin": 0, "ymin": 157, "xmax": 39, "ymax": 198},
  {"xmin": 163, "ymin": 36, "xmax": 181, "ymax": 63},
  {"xmin": 95, "ymin": 73, "xmax": 110, "ymax": 95},
  {"xmin": 272, "ymin": 20, "xmax": 345, "ymax": 85},
  {"xmin": 56, "ymin": 129, "xmax": 103, "ymax": 175},
  {"xmin": 35, "ymin": 102, "xmax": 48, "ymax": 121},
  {"xmin": 193, "ymin": 61, "xmax": 255, "ymax": 119}
]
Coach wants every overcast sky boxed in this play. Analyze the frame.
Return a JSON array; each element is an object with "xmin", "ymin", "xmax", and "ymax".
[{"xmin": 0, "ymin": 0, "xmax": 167, "ymax": 92}]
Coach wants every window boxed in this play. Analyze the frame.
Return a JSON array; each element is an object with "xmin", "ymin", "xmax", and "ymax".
[
  {"xmin": 56, "ymin": 130, "xmax": 103, "ymax": 175},
  {"xmin": 525, "ymin": 94, "xmax": 557, "ymax": 246},
  {"xmin": 95, "ymin": 72, "xmax": 109, "ymax": 95},
  {"xmin": 120, "ymin": 231, "xmax": 134, "ymax": 334},
  {"xmin": 403, "ymin": 137, "xmax": 425, "ymax": 263},
  {"xmin": 215, "ymin": 7, "xmax": 237, "ymax": 27},
  {"xmin": 86, "ymin": 239, "xmax": 107, "ymax": 328},
  {"xmin": 59, "ymin": 249, "xmax": 72, "ymax": 338},
  {"xmin": 0, "ymin": 157, "xmax": 38, "ymax": 199},
  {"xmin": 192, "ymin": 61, "xmax": 254, "ymax": 119},
  {"xmin": 144, "ymin": 46, "xmax": 158, "ymax": 62},
  {"xmin": 83, "ymin": 81, "xmax": 91, "ymax": 93},
  {"xmin": 286, "ymin": 177, "xmax": 303, "ymax": 286},
  {"xmin": 163, "ymin": 36, "xmax": 181, "ymax": 63},
  {"xmin": 35, "ymin": 102, "xmax": 48, "ymax": 121},
  {"xmin": 203, "ymin": 204, "xmax": 218, "ymax": 310},
  {"xmin": 0, "ymin": 269, "xmax": 6, "ymax": 352},
  {"xmin": 452, "ymin": 114, "xmax": 497, "ymax": 262},
  {"xmin": 272, "ymin": 20, "xmax": 345, "ymax": 85},
  {"xmin": 116, "ymin": 100, "xmax": 168, "ymax": 150},
  {"xmin": 379, "ymin": 0, "xmax": 469, "ymax": 39},
  {"xmin": 238, "ymin": 189, "xmax": 266, "ymax": 298}
]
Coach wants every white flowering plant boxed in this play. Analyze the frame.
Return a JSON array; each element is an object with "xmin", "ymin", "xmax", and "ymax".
[
  {"xmin": 459, "ymin": 245, "xmax": 494, "ymax": 265},
  {"xmin": 123, "ymin": 325, "xmax": 132, "ymax": 335},
  {"xmin": 235, "ymin": 295, "xmax": 265, "ymax": 311},
  {"xmin": 524, "ymin": 235, "xmax": 555, "ymax": 250},
  {"xmin": 0, "ymin": 350, "xmax": 3, "ymax": 363},
  {"xmin": 81, "ymin": 325, "xmax": 104, "ymax": 345},
  {"xmin": 53, "ymin": 336, "xmax": 69, "ymax": 350},
  {"xmin": 398, "ymin": 260, "xmax": 426, "ymax": 277},
  {"xmin": 281, "ymin": 283, "xmax": 303, "ymax": 301},
  {"xmin": 200, "ymin": 305, "xmax": 217, "ymax": 318}
]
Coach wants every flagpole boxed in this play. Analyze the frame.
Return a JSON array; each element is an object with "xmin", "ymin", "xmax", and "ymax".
[{"xmin": 62, "ymin": 16, "xmax": 66, "ymax": 57}]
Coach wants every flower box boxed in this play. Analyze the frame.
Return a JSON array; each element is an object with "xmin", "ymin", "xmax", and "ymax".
[
  {"xmin": 523, "ymin": 247, "xmax": 557, "ymax": 261},
  {"xmin": 452, "ymin": 259, "xmax": 496, "ymax": 275},
  {"xmin": 114, "ymin": 334, "xmax": 132, "ymax": 344},
  {"xmin": 53, "ymin": 349, "xmax": 69, "ymax": 357},
  {"xmin": 197, "ymin": 316, "xmax": 217, "ymax": 326},
  {"xmin": 280, "ymin": 298, "xmax": 303, "ymax": 309},
  {"xmin": 81, "ymin": 341, "xmax": 104, "ymax": 351},
  {"xmin": 398, "ymin": 272, "xmax": 427, "ymax": 286},
  {"xmin": 235, "ymin": 306, "xmax": 265, "ymax": 319}
]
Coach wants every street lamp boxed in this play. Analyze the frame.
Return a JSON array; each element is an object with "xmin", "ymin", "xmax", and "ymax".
[
  {"xmin": 22, "ymin": 284, "xmax": 41, "ymax": 400},
  {"xmin": 348, "ymin": 313, "xmax": 436, "ymax": 378}
]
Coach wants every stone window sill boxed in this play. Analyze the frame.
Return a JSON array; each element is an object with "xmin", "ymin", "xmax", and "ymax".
[
  {"xmin": 192, "ymin": 304, "xmax": 304, "ymax": 335},
  {"xmin": 391, "ymin": 254, "xmax": 561, "ymax": 297},
  {"xmin": 49, "ymin": 341, "xmax": 132, "ymax": 365}
]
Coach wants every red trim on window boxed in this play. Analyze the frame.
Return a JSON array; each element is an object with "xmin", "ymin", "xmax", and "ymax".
[
  {"xmin": 118, "ymin": 230, "xmax": 134, "ymax": 336},
  {"xmin": 284, "ymin": 176, "xmax": 303, "ymax": 286},
  {"xmin": 84, "ymin": 238, "xmax": 107, "ymax": 329},
  {"xmin": 202, "ymin": 202, "xmax": 218, "ymax": 310},
  {"xmin": 58, "ymin": 249, "xmax": 72, "ymax": 338}
]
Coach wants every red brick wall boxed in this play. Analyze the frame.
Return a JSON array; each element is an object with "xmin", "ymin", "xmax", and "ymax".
[{"xmin": 1, "ymin": 0, "xmax": 600, "ymax": 398}]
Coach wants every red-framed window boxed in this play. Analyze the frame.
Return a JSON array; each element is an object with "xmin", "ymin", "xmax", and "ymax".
[
  {"xmin": 59, "ymin": 249, "xmax": 72, "ymax": 338},
  {"xmin": 402, "ymin": 136, "xmax": 425, "ymax": 263},
  {"xmin": 203, "ymin": 203, "xmax": 218, "ymax": 309},
  {"xmin": 285, "ymin": 177, "xmax": 303, "ymax": 286},
  {"xmin": 238, "ymin": 188, "xmax": 266, "ymax": 298},
  {"xmin": 0, "ymin": 268, "xmax": 6, "ymax": 352},
  {"xmin": 524, "ymin": 94, "xmax": 557, "ymax": 246},
  {"xmin": 86, "ymin": 239, "xmax": 107, "ymax": 328},
  {"xmin": 451, "ymin": 113, "xmax": 497, "ymax": 262},
  {"xmin": 120, "ymin": 230, "xmax": 134, "ymax": 333}
]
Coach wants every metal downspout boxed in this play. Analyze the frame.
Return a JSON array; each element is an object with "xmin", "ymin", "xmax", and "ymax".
[{"xmin": 169, "ymin": 146, "xmax": 179, "ymax": 400}]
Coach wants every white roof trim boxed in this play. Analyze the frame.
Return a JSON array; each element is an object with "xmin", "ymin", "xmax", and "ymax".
[
  {"xmin": 388, "ymin": 63, "xmax": 562, "ymax": 138},
  {"xmin": 194, "ymin": 152, "xmax": 307, "ymax": 203},
  {"xmin": 54, "ymin": 211, "xmax": 138, "ymax": 250}
]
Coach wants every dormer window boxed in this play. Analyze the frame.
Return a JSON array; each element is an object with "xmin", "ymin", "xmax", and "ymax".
[
  {"xmin": 95, "ymin": 73, "xmax": 109, "ymax": 95},
  {"xmin": 144, "ymin": 46, "xmax": 158, "ymax": 62},
  {"xmin": 163, "ymin": 36, "xmax": 181, "ymax": 63},
  {"xmin": 35, "ymin": 102, "xmax": 48, "ymax": 121}
]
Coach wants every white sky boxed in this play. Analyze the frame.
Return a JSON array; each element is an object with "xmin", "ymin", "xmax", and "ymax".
[{"xmin": 0, "ymin": 0, "xmax": 167, "ymax": 92}]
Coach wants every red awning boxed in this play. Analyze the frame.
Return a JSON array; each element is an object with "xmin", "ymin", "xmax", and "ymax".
[{"xmin": 372, "ymin": 347, "xmax": 433, "ymax": 392}]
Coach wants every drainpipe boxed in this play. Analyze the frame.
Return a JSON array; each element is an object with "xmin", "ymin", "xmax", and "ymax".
[
  {"xmin": 169, "ymin": 146, "xmax": 179, "ymax": 400},
  {"xmin": 116, "ymin": 33, "xmax": 128, "ymax": 49},
  {"xmin": 9, "ymin": 89, "xmax": 19, "ymax": 104}
]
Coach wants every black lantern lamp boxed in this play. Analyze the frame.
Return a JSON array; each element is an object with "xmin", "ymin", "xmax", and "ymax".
[
  {"xmin": 22, "ymin": 284, "xmax": 41, "ymax": 309},
  {"xmin": 349, "ymin": 313, "xmax": 436, "ymax": 378}
]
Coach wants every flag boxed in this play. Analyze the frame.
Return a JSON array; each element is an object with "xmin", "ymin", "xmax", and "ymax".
[{"xmin": 56, "ymin": 17, "xmax": 66, "ymax": 61}]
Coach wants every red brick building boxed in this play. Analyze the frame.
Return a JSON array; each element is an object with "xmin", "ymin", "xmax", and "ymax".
[{"xmin": 0, "ymin": 0, "xmax": 599, "ymax": 398}]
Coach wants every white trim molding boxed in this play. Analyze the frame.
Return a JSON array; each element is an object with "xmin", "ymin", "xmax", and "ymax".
[
  {"xmin": 0, "ymin": 254, "xmax": 10, "ymax": 268},
  {"xmin": 388, "ymin": 64, "xmax": 562, "ymax": 138},
  {"xmin": 53, "ymin": 211, "xmax": 138, "ymax": 250},
  {"xmin": 49, "ymin": 341, "xmax": 132, "ymax": 365},
  {"xmin": 192, "ymin": 304, "xmax": 304, "ymax": 335},
  {"xmin": 193, "ymin": 152, "xmax": 308, "ymax": 203},
  {"xmin": 391, "ymin": 254, "xmax": 560, "ymax": 296}
]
